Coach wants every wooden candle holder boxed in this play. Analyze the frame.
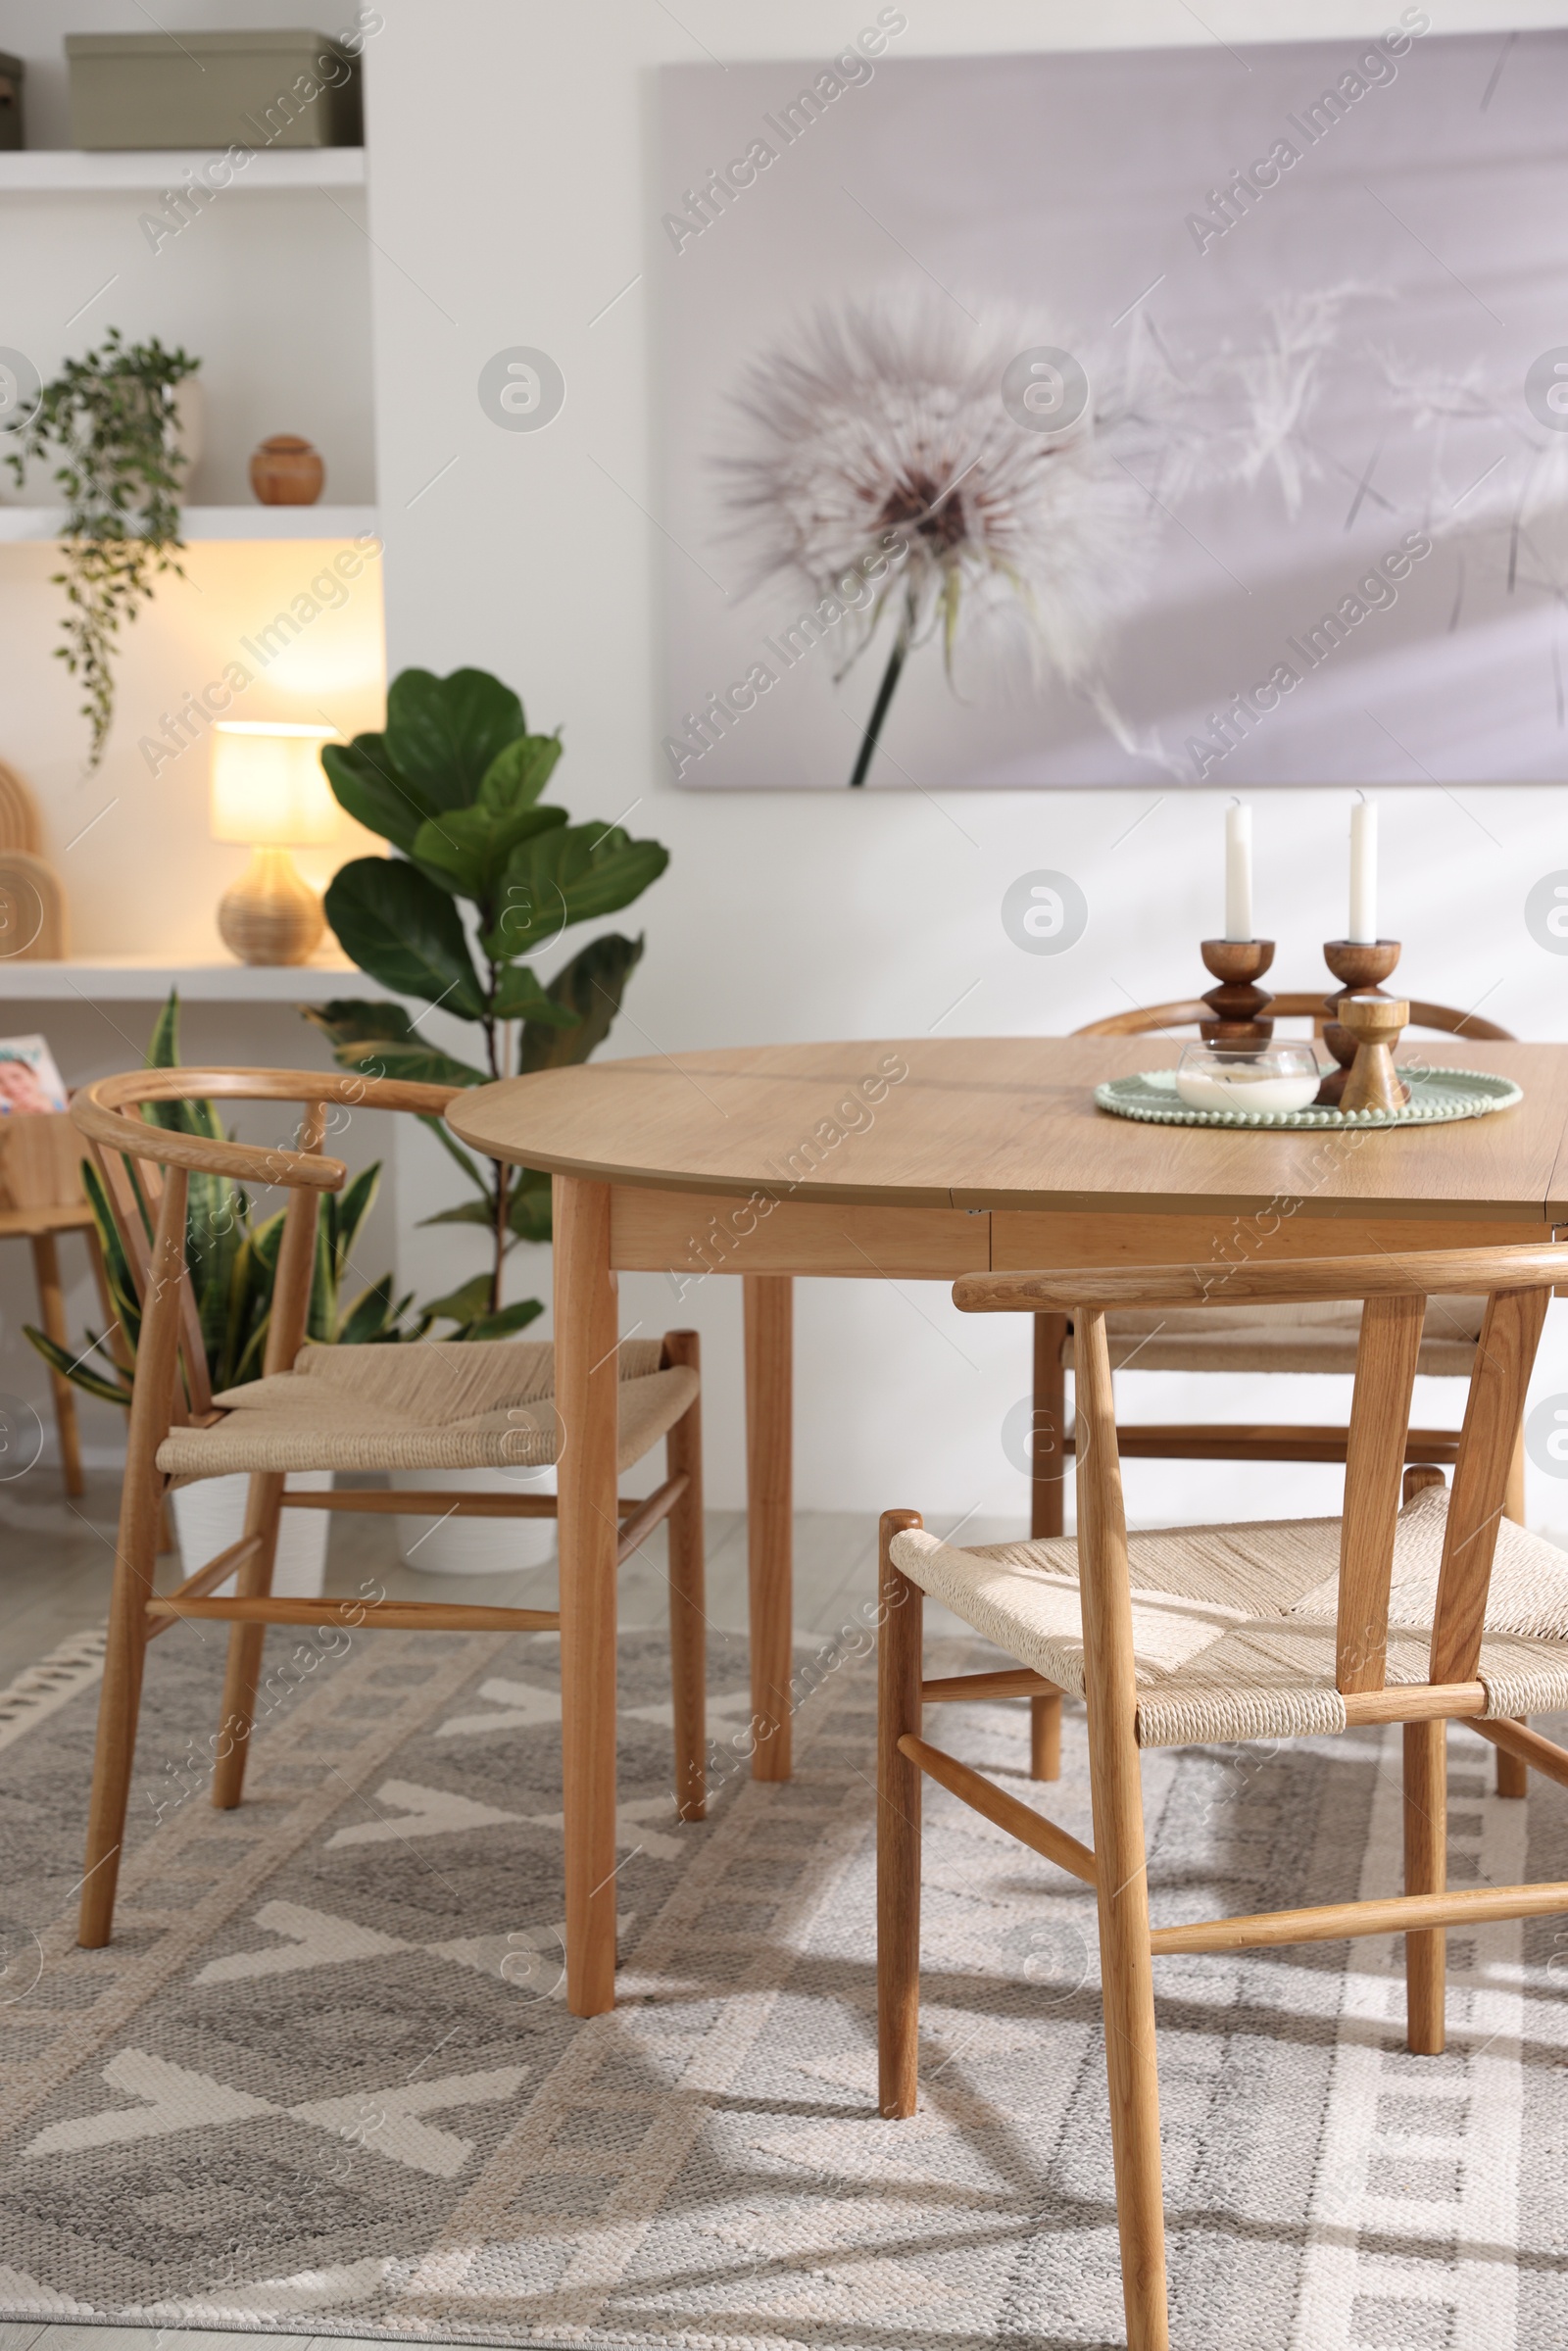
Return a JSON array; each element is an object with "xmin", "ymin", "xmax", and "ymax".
[
  {"xmin": 1316, "ymin": 938, "xmax": 1401, "ymax": 1105},
  {"xmin": 1338, "ymin": 994, "xmax": 1411, "ymax": 1114},
  {"xmin": 1199, "ymin": 939, "xmax": 1275, "ymax": 1042}
]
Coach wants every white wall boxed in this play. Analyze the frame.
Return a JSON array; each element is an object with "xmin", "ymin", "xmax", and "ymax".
[
  {"xmin": 5, "ymin": 1, "xmax": 1568, "ymax": 1529},
  {"xmin": 360, "ymin": 0, "xmax": 1568, "ymax": 1526}
]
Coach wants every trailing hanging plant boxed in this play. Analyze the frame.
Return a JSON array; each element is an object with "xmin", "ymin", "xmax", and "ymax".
[
  {"xmin": 26, "ymin": 991, "xmax": 413, "ymax": 1408},
  {"xmin": 306, "ymin": 664, "xmax": 670, "ymax": 1340},
  {"xmin": 5, "ymin": 328, "xmax": 199, "ymax": 769}
]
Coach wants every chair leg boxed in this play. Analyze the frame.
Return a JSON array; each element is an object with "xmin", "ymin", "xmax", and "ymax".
[
  {"xmin": 77, "ymin": 1471, "xmax": 161, "ymax": 1945},
  {"xmin": 211, "ymin": 1471, "xmax": 285, "ymax": 1811},
  {"xmin": 1030, "ymin": 1313, "xmax": 1068, "ymax": 1542},
  {"xmin": 662, "ymin": 1331, "xmax": 706, "ymax": 1823},
  {"xmin": 877, "ymin": 1509, "xmax": 923, "ymax": 2120},
  {"xmin": 1403, "ymin": 1718, "xmax": 1446, "ymax": 2056},
  {"xmin": 1497, "ymin": 1433, "xmax": 1530, "ymax": 1796},
  {"xmin": 1495, "ymin": 1723, "xmax": 1530, "ymax": 1799},
  {"xmin": 1029, "ymin": 1690, "xmax": 1062, "ymax": 1781},
  {"xmin": 30, "ymin": 1230, "xmax": 84, "ymax": 1498},
  {"xmin": 78, "ymin": 1167, "xmax": 194, "ymax": 1948},
  {"xmin": 1087, "ymin": 1710, "xmax": 1167, "ymax": 2347},
  {"xmin": 1076, "ymin": 1309, "xmax": 1167, "ymax": 2349}
]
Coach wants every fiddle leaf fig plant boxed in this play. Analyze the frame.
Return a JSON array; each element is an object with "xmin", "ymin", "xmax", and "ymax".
[
  {"xmin": 5, "ymin": 328, "xmax": 199, "ymax": 769},
  {"xmin": 307, "ymin": 665, "xmax": 669, "ymax": 1340}
]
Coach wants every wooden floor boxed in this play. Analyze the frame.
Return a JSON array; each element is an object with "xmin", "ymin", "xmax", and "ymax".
[{"xmin": 0, "ymin": 1472, "xmax": 1005, "ymax": 2351}]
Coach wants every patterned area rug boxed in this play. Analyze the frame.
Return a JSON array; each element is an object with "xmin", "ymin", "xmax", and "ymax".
[{"xmin": 0, "ymin": 1600, "xmax": 1565, "ymax": 2348}]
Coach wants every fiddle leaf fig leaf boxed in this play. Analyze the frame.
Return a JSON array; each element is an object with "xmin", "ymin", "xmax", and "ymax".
[
  {"xmin": 519, "ymin": 932, "xmax": 645, "ymax": 1073},
  {"xmin": 301, "ymin": 998, "xmax": 417, "ymax": 1049},
  {"xmin": 323, "ymin": 857, "xmax": 486, "ymax": 1018},
  {"xmin": 325, "ymin": 1037, "xmax": 488, "ymax": 1090},
  {"xmin": 481, "ymin": 822, "xmax": 669, "ymax": 959},
  {"xmin": 492, "ymin": 961, "xmax": 577, "ymax": 1024},
  {"xmin": 478, "ymin": 731, "xmax": 564, "ymax": 813},
  {"xmin": 411, "ymin": 802, "xmax": 566, "ymax": 903},
  {"xmin": 384, "ymin": 666, "xmax": 526, "ymax": 805},
  {"xmin": 321, "ymin": 736, "xmax": 430, "ymax": 853}
]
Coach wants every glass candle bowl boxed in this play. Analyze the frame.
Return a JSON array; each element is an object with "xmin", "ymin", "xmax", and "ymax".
[{"xmin": 1174, "ymin": 1041, "xmax": 1322, "ymax": 1114}]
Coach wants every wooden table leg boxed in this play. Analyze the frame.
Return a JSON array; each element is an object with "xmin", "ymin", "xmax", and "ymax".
[
  {"xmin": 745, "ymin": 1273, "xmax": 793, "ymax": 1782},
  {"xmin": 555, "ymin": 1175, "xmax": 621, "ymax": 2017}
]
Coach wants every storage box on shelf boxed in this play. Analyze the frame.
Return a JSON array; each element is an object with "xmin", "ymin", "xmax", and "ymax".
[{"xmin": 65, "ymin": 28, "xmax": 363, "ymax": 151}]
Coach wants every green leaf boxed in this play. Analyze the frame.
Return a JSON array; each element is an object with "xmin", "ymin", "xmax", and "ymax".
[
  {"xmin": 320, "ymin": 737, "xmax": 430, "ymax": 854},
  {"xmin": 411, "ymin": 802, "xmax": 565, "ymax": 903},
  {"xmin": 492, "ymin": 961, "xmax": 578, "ymax": 1024},
  {"xmin": 81, "ymin": 1159, "xmax": 139, "ymax": 1338},
  {"xmin": 521, "ymin": 931, "xmax": 645, "ymax": 1074},
  {"xmin": 147, "ymin": 989, "xmax": 180, "ymax": 1069},
  {"xmin": 327, "ymin": 1162, "xmax": 381, "ymax": 1270},
  {"xmin": 417, "ymin": 1198, "xmax": 496, "ymax": 1229},
  {"xmin": 330, "ymin": 1037, "xmax": 489, "ymax": 1090},
  {"xmin": 137, "ymin": 990, "xmax": 223, "ymax": 1143},
  {"xmin": 384, "ymin": 666, "xmax": 525, "ymax": 806},
  {"xmin": 23, "ymin": 1326, "xmax": 130, "ymax": 1407},
  {"xmin": 464, "ymin": 1298, "xmax": 546, "ymax": 1342},
  {"xmin": 324, "ymin": 857, "xmax": 486, "ymax": 1017},
  {"xmin": 418, "ymin": 1111, "xmax": 492, "ymax": 1195},
  {"xmin": 506, "ymin": 1172, "xmax": 554, "ymax": 1247},
  {"xmin": 478, "ymin": 731, "xmax": 564, "ymax": 813},
  {"xmin": 419, "ymin": 1272, "xmax": 494, "ymax": 1325},
  {"xmin": 336, "ymin": 1273, "xmax": 402, "ymax": 1346},
  {"xmin": 301, "ymin": 998, "xmax": 417, "ymax": 1051},
  {"xmin": 482, "ymin": 823, "xmax": 668, "ymax": 959}
]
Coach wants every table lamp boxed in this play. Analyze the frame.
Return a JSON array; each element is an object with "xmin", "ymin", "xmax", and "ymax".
[{"xmin": 210, "ymin": 720, "xmax": 337, "ymax": 965}]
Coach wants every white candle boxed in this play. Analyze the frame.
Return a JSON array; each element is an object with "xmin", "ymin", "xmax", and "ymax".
[
  {"xmin": 1224, "ymin": 802, "xmax": 1252, "ymax": 941},
  {"xmin": 1349, "ymin": 798, "xmax": 1378, "ymax": 945}
]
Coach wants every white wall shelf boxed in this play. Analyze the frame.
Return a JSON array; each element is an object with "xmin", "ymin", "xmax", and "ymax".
[
  {"xmin": 0, "ymin": 148, "xmax": 366, "ymax": 193},
  {"xmin": 0, "ymin": 958, "xmax": 361, "ymax": 1002},
  {"xmin": 0, "ymin": 505, "xmax": 378, "ymax": 544}
]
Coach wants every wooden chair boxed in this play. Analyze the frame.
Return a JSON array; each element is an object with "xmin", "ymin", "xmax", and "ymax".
[
  {"xmin": 70, "ymin": 1066, "xmax": 709, "ymax": 1973},
  {"xmin": 1028, "ymin": 992, "xmax": 1530, "ymax": 1797},
  {"xmin": 1, "ymin": 1107, "xmax": 116, "ymax": 1497},
  {"xmin": 879, "ymin": 1240, "xmax": 1568, "ymax": 2351}
]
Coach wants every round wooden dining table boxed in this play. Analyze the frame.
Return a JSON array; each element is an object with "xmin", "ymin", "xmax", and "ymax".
[{"xmin": 451, "ymin": 1032, "xmax": 1568, "ymax": 2013}]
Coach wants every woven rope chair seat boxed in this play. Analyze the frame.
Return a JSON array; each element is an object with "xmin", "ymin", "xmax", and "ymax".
[
  {"xmin": 891, "ymin": 1482, "xmax": 1568, "ymax": 1746},
  {"xmin": 1058, "ymin": 1295, "xmax": 1488, "ymax": 1378},
  {"xmin": 156, "ymin": 1337, "xmax": 697, "ymax": 1481}
]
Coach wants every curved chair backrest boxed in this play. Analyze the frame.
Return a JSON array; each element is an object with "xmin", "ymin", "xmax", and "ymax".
[
  {"xmin": 72, "ymin": 1067, "xmax": 463, "ymax": 1424},
  {"xmin": 1075, "ymin": 993, "xmax": 1515, "ymax": 1042},
  {"xmin": 956, "ymin": 1242, "xmax": 1557, "ymax": 1698}
]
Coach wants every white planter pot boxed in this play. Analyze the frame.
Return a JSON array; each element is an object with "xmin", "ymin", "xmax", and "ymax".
[
  {"xmin": 391, "ymin": 1466, "xmax": 558, "ymax": 1577},
  {"xmin": 171, "ymin": 1470, "xmax": 332, "ymax": 1599}
]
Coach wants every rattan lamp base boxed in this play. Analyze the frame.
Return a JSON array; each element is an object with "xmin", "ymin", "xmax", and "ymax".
[{"xmin": 218, "ymin": 847, "xmax": 325, "ymax": 966}]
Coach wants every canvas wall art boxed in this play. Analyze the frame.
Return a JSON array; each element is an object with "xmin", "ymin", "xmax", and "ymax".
[{"xmin": 656, "ymin": 22, "xmax": 1568, "ymax": 788}]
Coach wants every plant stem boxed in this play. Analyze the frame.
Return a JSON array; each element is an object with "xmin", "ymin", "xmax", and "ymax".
[
  {"xmin": 849, "ymin": 622, "xmax": 909, "ymax": 788},
  {"xmin": 482, "ymin": 982, "xmax": 510, "ymax": 1317}
]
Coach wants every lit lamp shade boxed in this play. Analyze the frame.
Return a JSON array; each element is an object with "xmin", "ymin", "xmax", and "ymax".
[{"xmin": 210, "ymin": 721, "xmax": 337, "ymax": 965}]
